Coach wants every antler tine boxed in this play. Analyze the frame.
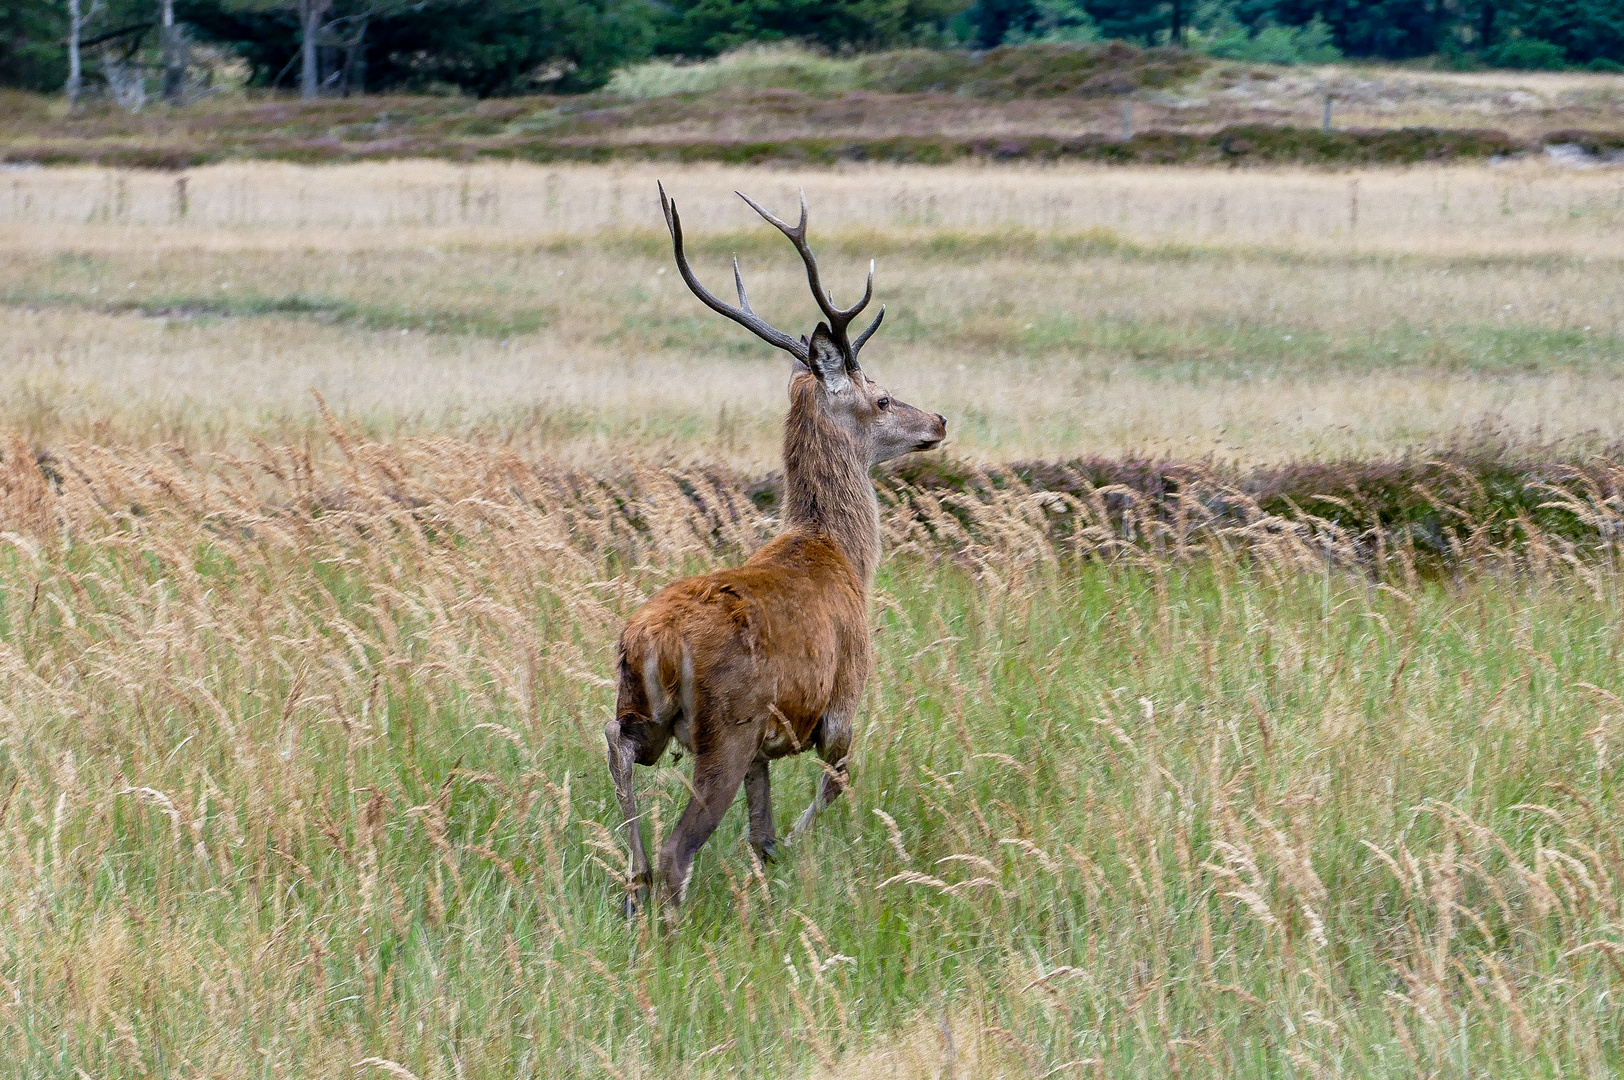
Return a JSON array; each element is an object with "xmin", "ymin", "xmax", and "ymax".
[
  {"xmin": 735, "ymin": 187, "xmax": 807, "ymax": 240},
  {"xmin": 849, "ymin": 260, "xmax": 876, "ymax": 319},
  {"xmin": 851, "ymin": 304, "xmax": 885, "ymax": 358},
  {"xmin": 658, "ymin": 181, "xmax": 807, "ymax": 361},
  {"xmin": 732, "ymin": 257, "xmax": 755, "ymax": 313},
  {"xmin": 736, "ymin": 189, "xmax": 873, "ymax": 356}
]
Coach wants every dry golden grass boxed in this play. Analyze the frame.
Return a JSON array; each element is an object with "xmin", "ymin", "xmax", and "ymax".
[
  {"xmin": 1182, "ymin": 63, "xmax": 1624, "ymax": 139},
  {"xmin": 5, "ymin": 158, "xmax": 1624, "ymax": 256},
  {"xmin": 7, "ymin": 305, "xmax": 1624, "ymax": 468}
]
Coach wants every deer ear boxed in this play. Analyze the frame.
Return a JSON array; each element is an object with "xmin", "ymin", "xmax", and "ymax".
[{"xmin": 806, "ymin": 323, "xmax": 851, "ymax": 394}]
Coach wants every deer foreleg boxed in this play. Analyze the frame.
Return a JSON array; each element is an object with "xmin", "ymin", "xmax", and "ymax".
[
  {"xmin": 604, "ymin": 719, "xmax": 652, "ymax": 915},
  {"xmin": 744, "ymin": 758, "xmax": 777, "ymax": 864},
  {"xmin": 788, "ymin": 712, "xmax": 852, "ymax": 843}
]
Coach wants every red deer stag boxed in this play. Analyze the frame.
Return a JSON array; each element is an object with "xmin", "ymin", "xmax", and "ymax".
[{"xmin": 605, "ymin": 184, "xmax": 947, "ymax": 915}]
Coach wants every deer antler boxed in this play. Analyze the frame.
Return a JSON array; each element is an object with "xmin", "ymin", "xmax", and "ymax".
[
  {"xmin": 659, "ymin": 181, "xmax": 809, "ymax": 361},
  {"xmin": 735, "ymin": 189, "xmax": 884, "ymax": 369},
  {"xmin": 658, "ymin": 182, "xmax": 887, "ymax": 368}
]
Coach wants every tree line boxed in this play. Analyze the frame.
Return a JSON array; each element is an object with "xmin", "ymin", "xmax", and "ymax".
[{"xmin": 2, "ymin": 0, "xmax": 1620, "ymax": 100}]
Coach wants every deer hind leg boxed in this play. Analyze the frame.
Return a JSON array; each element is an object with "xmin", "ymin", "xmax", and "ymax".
[
  {"xmin": 744, "ymin": 758, "xmax": 777, "ymax": 865},
  {"xmin": 605, "ymin": 718, "xmax": 654, "ymax": 916},
  {"xmin": 606, "ymin": 653, "xmax": 677, "ymax": 916},
  {"xmin": 788, "ymin": 710, "xmax": 852, "ymax": 843},
  {"xmin": 656, "ymin": 736, "xmax": 756, "ymax": 914}
]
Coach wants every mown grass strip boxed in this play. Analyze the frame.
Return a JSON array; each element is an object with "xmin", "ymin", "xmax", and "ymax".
[
  {"xmin": 605, "ymin": 304, "xmax": 1624, "ymax": 377},
  {"xmin": 1007, "ymin": 314, "xmax": 1624, "ymax": 376},
  {"xmin": 0, "ymin": 287, "xmax": 554, "ymax": 338},
  {"xmin": 593, "ymin": 226, "xmax": 1624, "ymax": 274},
  {"xmin": 5, "ymin": 282, "xmax": 1619, "ymax": 376}
]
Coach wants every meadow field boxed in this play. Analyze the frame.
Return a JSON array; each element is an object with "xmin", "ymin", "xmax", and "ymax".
[
  {"xmin": 4, "ymin": 159, "xmax": 1624, "ymax": 1078},
  {"xmin": 3, "ymin": 159, "xmax": 1624, "ymax": 465}
]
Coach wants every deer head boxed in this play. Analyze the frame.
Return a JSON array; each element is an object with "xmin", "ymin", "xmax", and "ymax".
[{"xmin": 658, "ymin": 183, "xmax": 947, "ymax": 467}]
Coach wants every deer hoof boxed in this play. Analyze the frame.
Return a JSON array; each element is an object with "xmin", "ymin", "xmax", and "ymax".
[
  {"xmin": 620, "ymin": 880, "xmax": 651, "ymax": 919},
  {"xmin": 753, "ymin": 838, "xmax": 779, "ymax": 865}
]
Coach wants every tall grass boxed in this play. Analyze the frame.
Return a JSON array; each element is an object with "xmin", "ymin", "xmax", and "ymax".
[{"xmin": 6, "ymin": 431, "xmax": 1624, "ymax": 1076}]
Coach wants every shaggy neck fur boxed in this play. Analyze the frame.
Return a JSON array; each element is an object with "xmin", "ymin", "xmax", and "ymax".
[{"xmin": 781, "ymin": 374, "xmax": 881, "ymax": 585}]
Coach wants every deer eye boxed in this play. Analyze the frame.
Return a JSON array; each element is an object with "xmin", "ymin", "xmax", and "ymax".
[{"xmin": 876, "ymin": 396, "xmax": 891, "ymax": 410}]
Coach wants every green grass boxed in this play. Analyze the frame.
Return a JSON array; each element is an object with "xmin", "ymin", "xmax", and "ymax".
[
  {"xmin": 603, "ymin": 224, "xmax": 1624, "ymax": 270},
  {"xmin": 5, "ymin": 237, "xmax": 1621, "ymax": 377},
  {"xmin": 8, "ymin": 284, "xmax": 1618, "ymax": 378},
  {"xmin": 0, "ymin": 286, "xmax": 556, "ymax": 338},
  {"xmin": 1008, "ymin": 312, "xmax": 1624, "ymax": 376},
  {"xmin": 6, "ymin": 448, "xmax": 1624, "ymax": 1076}
]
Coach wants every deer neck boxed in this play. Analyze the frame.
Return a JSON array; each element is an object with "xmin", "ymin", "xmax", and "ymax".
[{"xmin": 780, "ymin": 380, "xmax": 881, "ymax": 586}]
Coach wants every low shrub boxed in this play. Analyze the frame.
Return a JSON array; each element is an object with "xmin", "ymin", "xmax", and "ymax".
[
  {"xmin": 1483, "ymin": 37, "xmax": 1569, "ymax": 70},
  {"xmin": 862, "ymin": 41, "xmax": 1209, "ymax": 97},
  {"xmin": 604, "ymin": 40, "xmax": 1211, "ymax": 101},
  {"xmin": 1200, "ymin": 16, "xmax": 1342, "ymax": 66},
  {"xmin": 1541, "ymin": 129, "xmax": 1624, "ymax": 154},
  {"xmin": 495, "ymin": 123, "xmax": 1527, "ymax": 168},
  {"xmin": 875, "ymin": 440, "xmax": 1624, "ymax": 570}
]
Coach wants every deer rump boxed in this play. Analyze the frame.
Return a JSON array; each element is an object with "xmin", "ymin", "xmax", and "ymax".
[{"xmin": 613, "ymin": 533, "xmax": 869, "ymax": 769}]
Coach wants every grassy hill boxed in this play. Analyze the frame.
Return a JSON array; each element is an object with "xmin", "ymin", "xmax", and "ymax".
[{"xmin": 4, "ymin": 43, "xmax": 1623, "ymax": 169}]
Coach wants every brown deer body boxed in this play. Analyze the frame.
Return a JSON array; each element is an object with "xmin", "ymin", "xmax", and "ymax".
[{"xmin": 605, "ymin": 185, "xmax": 946, "ymax": 914}]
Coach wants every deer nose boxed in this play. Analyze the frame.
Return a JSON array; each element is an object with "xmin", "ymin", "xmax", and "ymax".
[{"xmin": 935, "ymin": 414, "xmax": 947, "ymax": 429}]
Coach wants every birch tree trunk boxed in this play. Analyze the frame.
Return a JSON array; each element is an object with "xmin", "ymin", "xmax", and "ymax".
[
  {"xmin": 67, "ymin": 0, "xmax": 85, "ymax": 107},
  {"xmin": 161, "ymin": 0, "xmax": 184, "ymax": 105},
  {"xmin": 299, "ymin": 0, "xmax": 334, "ymax": 100},
  {"xmin": 342, "ymin": 18, "xmax": 369, "ymax": 96}
]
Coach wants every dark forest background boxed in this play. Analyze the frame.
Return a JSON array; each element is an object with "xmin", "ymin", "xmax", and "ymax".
[{"xmin": 3, "ymin": 0, "xmax": 1621, "ymax": 98}]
